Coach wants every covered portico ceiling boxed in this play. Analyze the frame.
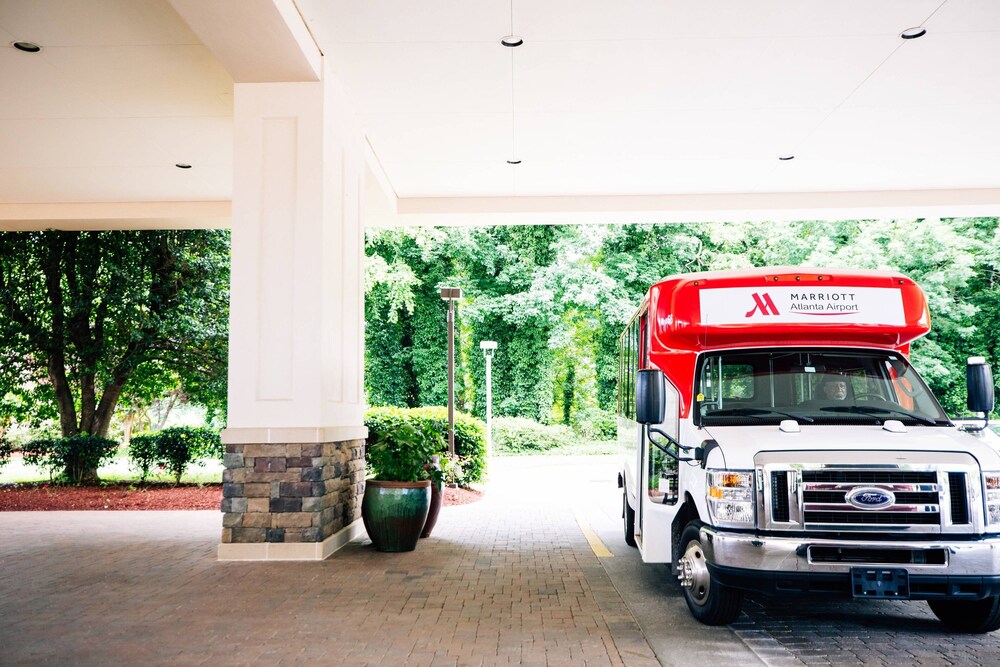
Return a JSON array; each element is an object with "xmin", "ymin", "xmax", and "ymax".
[{"xmin": 2, "ymin": 0, "xmax": 1000, "ymax": 230}]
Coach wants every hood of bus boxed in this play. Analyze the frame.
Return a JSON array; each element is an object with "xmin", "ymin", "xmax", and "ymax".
[{"xmin": 700, "ymin": 423, "xmax": 1000, "ymax": 471}]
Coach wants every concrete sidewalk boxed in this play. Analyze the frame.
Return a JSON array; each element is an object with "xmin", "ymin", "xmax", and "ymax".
[{"xmin": 0, "ymin": 456, "xmax": 660, "ymax": 666}]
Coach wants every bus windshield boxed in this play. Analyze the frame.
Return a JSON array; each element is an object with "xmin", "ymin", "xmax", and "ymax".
[{"xmin": 695, "ymin": 349, "xmax": 950, "ymax": 427}]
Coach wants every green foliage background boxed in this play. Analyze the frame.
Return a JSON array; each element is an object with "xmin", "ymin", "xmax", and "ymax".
[
  {"xmin": 3, "ymin": 220, "xmax": 996, "ymax": 455},
  {"xmin": 365, "ymin": 219, "xmax": 1000, "ymax": 424},
  {"xmin": 128, "ymin": 426, "xmax": 223, "ymax": 484},
  {"xmin": 0, "ymin": 230, "xmax": 230, "ymax": 439},
  {"xmin": 364, "ymin": 406, "xmax": 486, "ymax": 483}
]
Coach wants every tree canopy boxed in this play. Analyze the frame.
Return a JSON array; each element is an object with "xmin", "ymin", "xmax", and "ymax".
[
  {"xmin": 0, "ymin": 230, "xmax": 229, "ymax": 448},
  {"xmin": 364, "ymin": 218, "xmax": 1000, "ymax": 428}
]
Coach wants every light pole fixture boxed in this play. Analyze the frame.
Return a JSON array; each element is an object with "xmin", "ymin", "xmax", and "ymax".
[
  {"xmin": 480, "ymin": 341, "xmax": 498, "ymax": 458},
  {"xmin": 440, "ymin": 287, "xmax": 462, "ymax": 456}
]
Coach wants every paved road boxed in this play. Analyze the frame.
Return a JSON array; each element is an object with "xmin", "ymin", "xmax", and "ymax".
[
  {"xmin": 534, "ymin": 454, "xmax": 1000, "ymax": 667},
  {"xmin": 4, "ymin": 455, "xmax": 1000, "ymax": 666},
  {"xmin": 489, "ymin": 456, "xmax": 764, "ymax": 667}
]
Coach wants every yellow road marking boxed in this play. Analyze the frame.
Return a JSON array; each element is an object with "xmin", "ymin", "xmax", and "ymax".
[{"xmin": 574, "ymin": 510, "xmax": 614, "ymax": 558}]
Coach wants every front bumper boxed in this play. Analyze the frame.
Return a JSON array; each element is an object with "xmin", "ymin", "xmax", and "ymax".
[{"xmin": 701, "ymin": 526, "xmax": 1000, "ymax": 599}]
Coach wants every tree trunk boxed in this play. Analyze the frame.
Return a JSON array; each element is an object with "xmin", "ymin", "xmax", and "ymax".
[
  {"xmin": 122, "ymin": 409, "xmax": 137, "ymax": 448},
  {"xmin": 62, "ymin": 380, "xmax": 126, "ymax": 484},
  {"xmin": 47, "ymin": 356, "xmax": 78, "ymax": 438},
  {"xmin": 78, "ymin": 371, "xmax": 98, "ymax": 434},
  {"xmin": 154, "ymin": 391, "xmax": 181, "ymax": 431},
  {"xmin": 93, "ymin": 379, "xmax": 126, "ymax": 438}
]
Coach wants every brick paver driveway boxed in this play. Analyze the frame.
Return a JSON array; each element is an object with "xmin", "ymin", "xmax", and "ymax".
[
  {"xmin": 5, "ymin": 455, "xmax": 1000, "ymax": 666},
  {"xmin": 1, "ymin": 458, "xmax": 662, "ymax": 667}
]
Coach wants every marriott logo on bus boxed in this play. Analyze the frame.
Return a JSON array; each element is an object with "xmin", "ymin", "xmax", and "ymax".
[
  {"xmin": 745, "ymin": 291, "xmax": 862, "ymax": 317},
  {"xmin": 745, "ymin": 293, "xmax": 779, "ymax": 317}
]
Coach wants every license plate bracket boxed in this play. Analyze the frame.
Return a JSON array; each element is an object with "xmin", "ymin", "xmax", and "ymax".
[{"xmin": 851, "ymin": 567, "xmax": 910, "ymax": 599}]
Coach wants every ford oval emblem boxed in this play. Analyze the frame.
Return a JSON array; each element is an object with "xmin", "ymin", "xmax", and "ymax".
[{"xmin": 846, "ymin": 487, "xmax": 895, "ymax": 510}]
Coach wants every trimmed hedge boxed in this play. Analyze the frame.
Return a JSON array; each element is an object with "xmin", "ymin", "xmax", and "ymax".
[
  {"xmin": 0, "ymin": 437, "xmax": 11, "ymax": 469},
  {"xmin": 127, "ymin": 426, "xmax": 223, "ymax": 484},
  {"xmin": 365, "ymin": 406, "xmax": 487, "ymax": 484},
  {"xmin": 128, "ymin": 433, "xmax": 160, "ymax": 482},
  {"xmin": 22, "ymin": 434, "xmax": 119, "ymax": 484},
  {"xmin": 493, "ymin": 417, "xmax": 576, "ymax": 455},
  {"xmin": 573, "ymin": 407, "xmax": 617, "ymax": 441}
]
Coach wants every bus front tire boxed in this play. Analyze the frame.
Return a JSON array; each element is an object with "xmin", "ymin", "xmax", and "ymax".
[
  {"xmin": 928, "ymin": 596, "xmax": 1000, "ymax": 633},
  {"xmin": 678, "ymin": 522, "xmax": 743, "ymax": 625},
  {"xmin": 623, "ymin": 487, "xmax": 637, "ymax": 547}
]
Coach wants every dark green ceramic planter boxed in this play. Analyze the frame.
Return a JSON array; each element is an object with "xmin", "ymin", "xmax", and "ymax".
[
  {"xmin": 420, "ymin": 479, "xmax": 443, "ymax": 539},
  {"xmin": 361, "ymin": 479, "xmax": 431, "ymax": 552}
]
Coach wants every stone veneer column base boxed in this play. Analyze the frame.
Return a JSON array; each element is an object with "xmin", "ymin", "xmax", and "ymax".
[
  {"xmin": 219, "ymin": 431, "xmax": 366, "ymax": 561},
  {"xmin": 218, "ymin": 518, "xmax": 367, "ymax": 561}
]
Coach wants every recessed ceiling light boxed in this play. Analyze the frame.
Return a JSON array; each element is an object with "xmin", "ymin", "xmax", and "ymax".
[
  {"xmin": 500, "ymin": 35, "xmax": 523, "ymax": 47},
  {"xmin": 900, "ymin": 27, "xmax": 926, "ymax": 39},
  {"xmin": 12, "ymin": 41, "xmax": 42, "ymax": 53},
  {"xmin": 507, "ymin": 159, "xmax": 521, "ymax": 165},
  {"xmin": 175, "ymin": 163, "xmax": 192, "ymax": 169},
  {"xmin": 778, "ymin": 155, "xmax": 795, "ymax": 161}
]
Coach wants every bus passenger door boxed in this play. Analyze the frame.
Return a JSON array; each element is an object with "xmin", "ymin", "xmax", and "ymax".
[{"xmin": 638, "ymin": 375, "xmax": 682, "ymax": 563}]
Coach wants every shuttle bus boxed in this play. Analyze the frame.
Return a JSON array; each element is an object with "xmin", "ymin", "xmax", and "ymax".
[{"xmin": 618, "ymin": 267, "xmax": 1000, "ymax": 631}]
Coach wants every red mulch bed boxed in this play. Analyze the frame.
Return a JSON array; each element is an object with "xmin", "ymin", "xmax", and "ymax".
[
  {"xmin": 0, "ymin": 483, "xmax": 223, "ymax": 511},
  {"xmin": 443, "ymin": 486, "xmax": 482, "ymax": 506},
  {"xmin": 0, "ymin": 482, "xmax": 482, "ymax": 511}
]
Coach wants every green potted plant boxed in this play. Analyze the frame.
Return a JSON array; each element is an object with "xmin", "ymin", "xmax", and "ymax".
[{"xmin": 362, "ymin": 421, "xmax": 443, "ymax": 552}]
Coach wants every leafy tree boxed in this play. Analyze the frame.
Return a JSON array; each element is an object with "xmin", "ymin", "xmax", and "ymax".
[
  {"xmin": 365, "ymin": 218, "xmax": 999, "ymax": 432},
  {"xmin": 461, "ymin": 226, "xmax": 561, "ymax": 421},
  {"xmin": 0, "ymin": 230, "xmax": 229, "ymax": 480},
  {"xmin": 364, "ymin": 244, "xmax": 419, "ymax": 407},
  {"xmin": 364, "ymin": 228, "xmax": 466, "ymax": 408},
  {"xmin": 594, "ymin": 223, "xmax": 710, "ymax": 408}
]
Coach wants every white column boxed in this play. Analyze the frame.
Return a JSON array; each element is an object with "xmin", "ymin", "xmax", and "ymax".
[{"xmin": 224, "ymin": 74, "xmax": 366, "ymax": 445}]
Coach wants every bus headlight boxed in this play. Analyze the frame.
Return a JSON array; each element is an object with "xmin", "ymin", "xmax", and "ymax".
[
  {"xmin": 707, "ymin": 470, "xmax": 755, "ymax": 527},
  {"xmin": 985, "ymin": 473, "xmax": 1000, "ymax": 526}
]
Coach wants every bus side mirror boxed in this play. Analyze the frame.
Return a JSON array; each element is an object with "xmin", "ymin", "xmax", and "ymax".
[
  {"xmin": 968, "ymin": 357, "xmax": 995, "ymax": 414},
  {"xmin": 636, "ymin": 369, "xmax": 666, "ymax": 425}
]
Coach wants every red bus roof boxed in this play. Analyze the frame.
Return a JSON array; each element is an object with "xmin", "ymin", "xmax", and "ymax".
[{"xmin": 648, "ymin": 267, "xmax": 930, "ymax": 353}]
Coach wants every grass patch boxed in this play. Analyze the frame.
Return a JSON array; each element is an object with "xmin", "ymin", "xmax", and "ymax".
[
  {"xmin": 492, "ymin": 439, "xmax": 617, "ymax": 457},
  {"xmin": 0, "ymin": 454, "xmax": 223, "ymax": 485}
]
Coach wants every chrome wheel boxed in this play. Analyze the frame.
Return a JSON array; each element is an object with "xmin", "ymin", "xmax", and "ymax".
[
  {"xmin": 678, "ymin": 537, "xmax": 711, "ymax": 606},
  {"xmin": 678, "ymin": 522, "xmax": 743, "ymax": 625}
]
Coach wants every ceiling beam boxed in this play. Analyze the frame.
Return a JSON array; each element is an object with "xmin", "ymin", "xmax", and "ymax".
[
  {"xmin": 168, "ymin": 0, "xmax": 321, "ymax": 82},
  {"xmin": 0, "ymin": 201, "xmax": 231, "ymax": 231},
  {"xmin": 370, "ymin": 189, "xmax": 1000, "ymax": 227}
]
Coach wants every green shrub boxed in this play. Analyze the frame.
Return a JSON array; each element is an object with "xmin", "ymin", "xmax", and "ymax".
[
  {"xmin": 493, "ymin": 417, "xmax": 576, "ymax": 455},
  {"xmin": 365, "ymin": 406, "xmax": 487, "ymax": 484},
  {"xmin": 367, "ymin": 420, "xmax": 443, "ymax": 482},
  {"xmin": 573, "ymin": 407, "xmax": 617, "ymax": 441},
  {"xmin": 22, "ymin": 434, "xmax": 119, "ymax": 484},
  {"xmin": 128, "ymin": 434, "xmax": 159, "ymax": 482},
  {"xmin": 127, "ymin": 426, "xmax": 223, "ymax": 484},
  {"xmin": 0, "ymin": 437, "xmax": 11, "ymax": 469}
]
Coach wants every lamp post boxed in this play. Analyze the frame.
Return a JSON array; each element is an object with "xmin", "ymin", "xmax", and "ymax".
[
  {"xmin": 480, "ymin": 341, "xmax": 498, "ymax": 458},
  {"xmin": 440, "ymin": 287, "xmax": 462, "ymax": 456}
]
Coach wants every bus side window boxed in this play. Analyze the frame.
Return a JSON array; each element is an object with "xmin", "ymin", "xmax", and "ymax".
[
  {"xmin": 639, "ymin": 313, "xmax": 648, "ymax": 369},
  {"xmin": 648, "ymin": 379, "xmax": 680, "ymax": 505}
]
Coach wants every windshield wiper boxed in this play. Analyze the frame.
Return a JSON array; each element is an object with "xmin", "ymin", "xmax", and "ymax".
[
  {"xmin": 705, "ymin": 407, "xmax": 814, "ymax": 423},
  {"xmin": 821, "ymin": 405, "xmax": 938, "ymax": 426}
]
